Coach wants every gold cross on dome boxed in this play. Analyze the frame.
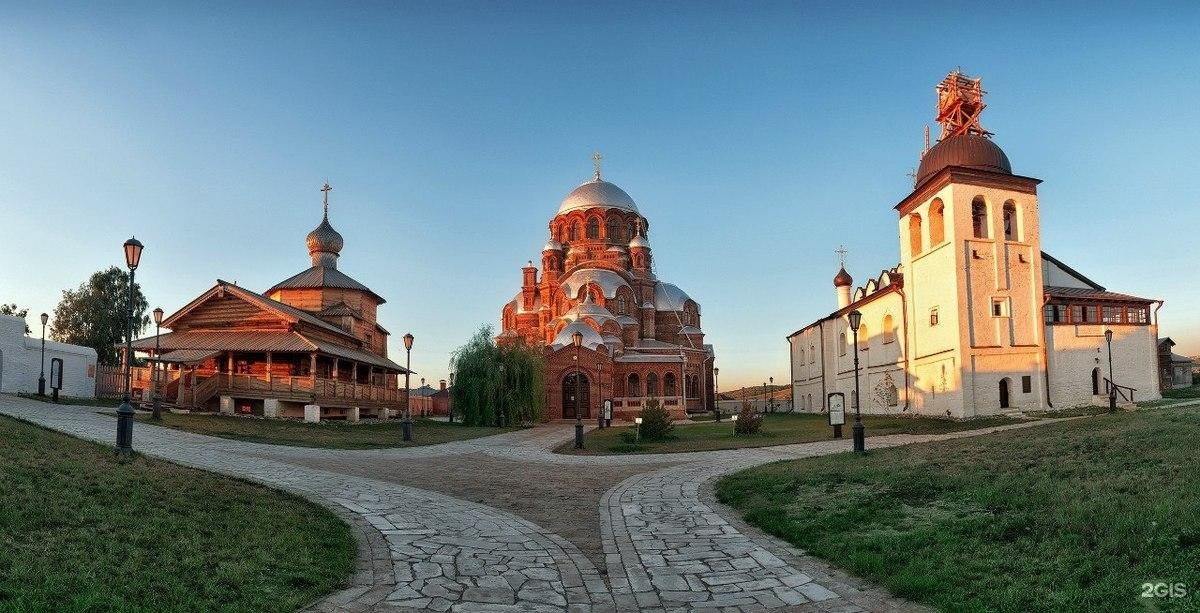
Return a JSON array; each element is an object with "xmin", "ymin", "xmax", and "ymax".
[
  {"xmin": 592, "ymin": 151, "xmax": 603, "ymax": 180},
  {"xmin": 835, "ymin": 244, "xmax": 848, "ymax": 266},
  {"xmin": 320, "ymin": 183, "xmax": 332, "ymax": 215}
]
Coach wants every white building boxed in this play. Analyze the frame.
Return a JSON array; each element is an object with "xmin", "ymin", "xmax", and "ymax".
[
  {"xmin": 0, "ymin": 314, "xmax": 98, "ymax": 398},
  {"xmin": 788, "ymin": 72, "xmax": 1162, "ymax": 418}
]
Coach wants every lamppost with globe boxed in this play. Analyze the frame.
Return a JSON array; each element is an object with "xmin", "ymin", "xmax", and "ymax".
[
  {"xmin": 572, "ymin": 330, "xmax": 584, "ymax": 449},
  {"xmin": 848, "ymin": 309, "xmax": 865, "ymax": 453},
  {"xmin": 115, "ymin": 237, "xmax": 144, "ymax": 458},
  {"xmin": 402, "ymin": 333, "xmax": 414, "ymax": 441},
  {"xmin": 37, "ymin": 312, "xmax": 49, "ymax": 396}
]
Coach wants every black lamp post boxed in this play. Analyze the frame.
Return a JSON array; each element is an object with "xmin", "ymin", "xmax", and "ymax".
[
  {"xmin": 151, "ymin": 307, "xmax": 164, "ymax": 421},
  {"xmin": 761, "ymin": 381, "xmax": 767, "ymax": 414},
  {"xmin": 713, "ymin": 367, "xmax": 721, "ymax": 421},
  {"xmin": 1105, "ymin": 329, "xmax": 1116, "ymax": 412},
  {"xmin": 498, "ymin": 363, "xmax": 508, "ymax": 427},
  {"xmin": 448, "ymin": 372, "xmax": 455, "ymax": 423},
  {"xmin": 37, "ymin": 312, "xmax": 48, "ymax": 396},
  {"xmin": 116, "ymin": 237, "xmax": 143, "ymax": 458},
  {"xmin": 769, "ymin": 376, "xmax": 774, "ymax": 413},
  {"xmin": 572, "ymin": 330, "xmax": 584, "ymax": 449},
  {"xmin": 848, "ymin": 309, "xmax": 865, "ymax": 453},
  {"xmin": 402, "ymin": 333, "xmax": 414, "ymax": 441},
  {"xmin": 597, "ymin": 362, "xmax": 605, "ymax": 429}
]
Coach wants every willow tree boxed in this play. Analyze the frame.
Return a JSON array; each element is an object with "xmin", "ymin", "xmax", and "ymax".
[{"xmin": 449, "ymin": 325, "xmax": 545, "ymax": 426}]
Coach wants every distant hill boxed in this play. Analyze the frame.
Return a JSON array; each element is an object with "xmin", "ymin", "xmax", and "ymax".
[{"xmin": 718, "ymin": 384, "xmax": 790, "ymax": 402}]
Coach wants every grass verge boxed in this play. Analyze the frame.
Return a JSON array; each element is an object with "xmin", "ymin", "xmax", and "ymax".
[
  {"xmin": 557, "ymin": 412, "xmax": 1025, "ymax": 455},
  {"xmin": 715, "ymin": 407, "xmax": 1200, "ymax": 611},
  {"xmin": 0, "ymin": 415, "xmax": 355, "ymax": 611},
  {"xmin": 131, "ymin": 412, "xmax": 519, "ymax": 449}
]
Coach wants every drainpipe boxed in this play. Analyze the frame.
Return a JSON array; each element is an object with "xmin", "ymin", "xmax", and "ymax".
[
  {"xmin": 1041, "ymin": 294, "xmax": 1053, "ymax": 408},
  {"xmin": 896, "ymin": 286, "xmax": 911, "ymax": 411},
  {"xmin": 817, "ymin": 323, "xmax": 826, "ymax": 412}
]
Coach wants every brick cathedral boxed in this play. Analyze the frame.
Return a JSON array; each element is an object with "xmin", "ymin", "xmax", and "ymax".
[{"xmin": 498, "ymin": 157, "xmax": 715, "ymax": 421}]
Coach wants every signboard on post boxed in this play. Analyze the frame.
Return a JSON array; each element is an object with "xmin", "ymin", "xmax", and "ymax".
[
  {"xmin": 603, "ymin": 399, "xmax": 613, "ymax": 427},
  {"xmin": 50, "ymin": 358, "xmax": 63, "ymax": 403},
  {"xmin": 827, "ymin": 392, "xmax": 845, "ymax": 438}
]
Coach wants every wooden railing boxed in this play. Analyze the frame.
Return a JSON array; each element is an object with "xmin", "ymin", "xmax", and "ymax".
[
  {"xmin": 211, "ymin": 373, "xmax": 402, "ymax": 405},
  {"xmin": 1103, "ymin": 378, "xmax": 1137, "ymax": 403}
]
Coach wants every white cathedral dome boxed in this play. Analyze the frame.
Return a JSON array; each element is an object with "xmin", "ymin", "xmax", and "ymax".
[{"xmin": 557, "ymin": 179, "xmax": 639, "ymax": 215}]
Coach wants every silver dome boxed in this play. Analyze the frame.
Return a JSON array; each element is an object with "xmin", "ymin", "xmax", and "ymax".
[{"xmin": 557, "ymin": 179, "xmax": 639, "ymax": 215}]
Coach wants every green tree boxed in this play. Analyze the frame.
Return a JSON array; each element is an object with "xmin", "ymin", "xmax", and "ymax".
[
  {"xmin": 50, "ymin": 267, "xmax": 149, "ymax": 365},
  {"xmin": 449, "ymin": 325, "xmax": 545, "ymax": 426},
  {"xmin": 0, "ymin": 303, "xmax": 31, "ymax": 333}
]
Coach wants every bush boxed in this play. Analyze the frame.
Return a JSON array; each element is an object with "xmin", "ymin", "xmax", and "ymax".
[
  {"xmin": 638, "ymin": 397, "xmax": 674, "ymax": 441},
  {"xmin": 734, "ymin": 401, "xmax": 763, "ymax": 435}
]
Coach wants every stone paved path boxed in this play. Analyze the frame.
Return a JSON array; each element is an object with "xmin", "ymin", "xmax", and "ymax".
[{"xmin": 0, "ymin": 394, "xmax": 1076, "ymax": 611}]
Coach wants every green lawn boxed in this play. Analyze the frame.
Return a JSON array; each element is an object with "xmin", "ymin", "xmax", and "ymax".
[
  {"xmin": 0, "ymin": 415, "xmax": 354, "ymax": 611},
  {"xmin": 715, "ymin": 407, "xmax": 1200, "ymax": 611},
  {"xmin": 1163, "ymin": 383, "xmax": 1200, "ymax": 400},
  {"xmin": 556, "ymin": 412, "xmax": 1025, "ymax": 455},
  {"xmin": 133, "ymin": 412, "xmax": 520, "ymax": 449}
]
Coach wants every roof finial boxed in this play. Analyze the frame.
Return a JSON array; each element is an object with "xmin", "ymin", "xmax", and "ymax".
[
  {"xmin": 320, "ymin": 182, "xmax": 332, "ymax": 217},
  {"xmin": 835, "ymin": 244, "xmax": 848, "ymax": 267},
  {"xmin": 591, "ymin": 151, "xmax": 603, "ymax": 181}
]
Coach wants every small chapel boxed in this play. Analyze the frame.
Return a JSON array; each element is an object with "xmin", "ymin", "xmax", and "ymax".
[
  {"xmin": 498, "ymin": 156, "xmax": 715, "ymax": 421},
  {"xmin": 130, "ymin": 185, "xmax": 411, "ymax": 420},
  {"xmin": 788, "ymin": 71, "xmax": 1164, "ymax": 418}
]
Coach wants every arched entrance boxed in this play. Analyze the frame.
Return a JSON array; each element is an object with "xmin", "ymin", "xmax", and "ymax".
[
  {"xmin": 999, "ymin": 377, "xmax": 1011, "ymax": 409},
  {"xmin": 562, "ymin": 372, "xmax": 590, "ymax": 419},
  {"xmin": 1092, "ymin": 367, "xmax": 1101, "ymax": 395}
]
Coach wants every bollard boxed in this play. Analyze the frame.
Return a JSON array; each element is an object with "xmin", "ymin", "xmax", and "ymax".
[{"xmin": 574, "ymin": 417, "xmax": 584, "ymax": 449}]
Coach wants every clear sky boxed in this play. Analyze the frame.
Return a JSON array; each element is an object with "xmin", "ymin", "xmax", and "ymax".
[{"xmin": 2, "ymin": 2, "xmax": 1198, "ymax": 389}]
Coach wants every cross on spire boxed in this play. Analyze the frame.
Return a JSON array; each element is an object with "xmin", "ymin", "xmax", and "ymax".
[
  {"xmin": 835, "ymin": 244, "xmax": 848, "ymax": 267},
  {"xmin": 320, "ymin": 183, "xmax": 332, "ymax": 216},
  {"xmin": 592, "ymin": 151, "xmax": 603, "ymax": 181}
]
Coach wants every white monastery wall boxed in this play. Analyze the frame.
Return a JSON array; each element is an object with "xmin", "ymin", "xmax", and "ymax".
[
  {"xmin": 0, "ymin": 314, "xmax": 98, "ymax": 397},
  {"xmin": 1047, "ymin": 324, "xmax": 1160, "ymax": 408}
]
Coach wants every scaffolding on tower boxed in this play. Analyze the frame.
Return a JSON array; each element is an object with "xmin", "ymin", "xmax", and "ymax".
[{"xmin": 935, "ymin": 70, "xmax": 992, "ymax": 140}]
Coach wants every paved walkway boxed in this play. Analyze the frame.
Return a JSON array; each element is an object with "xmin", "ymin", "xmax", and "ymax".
[{"xmin": 0, "ymin": 394, "xmax": 1075, "ymax": 612}]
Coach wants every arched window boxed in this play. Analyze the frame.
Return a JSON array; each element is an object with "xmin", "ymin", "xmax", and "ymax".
[
  {"xmin": 616, "ymin": 296, "xmax": 628, "ymax": 315},
  {"xmin": 587, "ymin": 218, "xmax": 600, "ymax": 239},
  {"xmin": 570, "ymin": 222, "xmax": 581, "ymax": 241},
  {"xmin": 628, "ymin": 373, "xmax": 641, "ymax": 397},
  {"xmin": 972, "ymin": 197, "xmax": 988, "ymax": 239},
  {"xmin": 1003, "ymin": 201, "xmax": 1018, "ymax": 241},
  {"xmin": 909, "ymin": 213, "xmax": 923, "ymax": 256},
  {"xmin": 607, "ymin": 219, "xmax": 622, "ymax": 241},
  {"xmin": 929, "ymin": 198, "xmax": 945, "ymax": 245},
  {"xmin": 799, "ymin": 348, "xmax": 805, "ymax": 364},
  {"xmin": 664, "ymin": 373, "xmax": 677, "ymax": 397},
  {"xmin": 857, "ymin": 324, "xmax": 869, "ymax": 350},
  {"xmin": 810, "ymin": 345, "xmax": 815, "ymax": 363},
  {"xmin": 646, "ymin": 373, "xmax": 659, "ymax": 397},
  {"xmin": 882, "ymin": 314, "xmax": 896, "ymax": 344},
  {"xmin": 839, "ymin": 331, "xmax": 847, "ymax": 356}
]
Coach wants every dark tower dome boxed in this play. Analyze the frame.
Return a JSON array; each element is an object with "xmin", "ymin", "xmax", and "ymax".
[
  {"xmin": 833, "ymin": 266, "xmax": 853, "ymax": 288},
  {"xmin": 916, "ymin": 133, "xmax": 1012, "ymax": 187}
]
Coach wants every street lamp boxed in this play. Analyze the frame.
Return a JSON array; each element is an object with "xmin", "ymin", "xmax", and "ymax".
[
  {"xmin": 769, "ymin": 376, "xmax": 774, "ymax": 413},
  {"xmin": 151, "ymin": 307, "xmax": 164, "ymax": 421},
  {"xmin": 498, "ymin": 363, "xmax": 507, "ymax": 427},
  {"xmin": 1104, "ymin": 329, "xmax": 1116, "ymax": 412},
  {"xmin": 848, "ymin": 309, "xmax": 865, "ymax": 453},
  {"xmin": 402, "ymin": 333, "xmax": 414, "ymax": 441},
  {"xmin": 713, "ymin": 367, "xmax": 720, "ymax": 421},
  {"xmin": 37, "ymin": 312, "xmax": 48, "ymax": 396},
  {"xmin": 597, "ymin": 361, "xmax": 604, "ymax": 429},
  {"xmin": 572, "ymin": 330, "xmax": 584, "ymax": 449},
  {"xmin": 762, "ymin": 381, "xmax": 767, "ymax": 414},
  {"xmin": 116, "ymin": 237, "xmax": 143, "ymax": 458}
]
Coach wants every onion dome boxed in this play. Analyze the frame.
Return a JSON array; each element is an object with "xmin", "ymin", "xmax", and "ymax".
[
  {"xmin": 916, "ymin": 134, "xmax": 1012, "ymax": 187},
  {"xmin": 552, "ymin": 319, "xmax": 605, "ymax": 350},
  {"xmin": 543, "ymin": 237, "xmax": 563, "ymax": 251},
  {"xmin": 628, "ymin": 233, "xmax": 650, "ymax": 249},
  {"xmin": 558, "ymin": 179, "xmax": 639, "ymax": 215},
  {"xmin": 833, "ymin": 266, "xmax": 853, "ymax": 288},
  {"xmin": 307, "ymin": 212, "xmax": 344, "ymax": 267}
]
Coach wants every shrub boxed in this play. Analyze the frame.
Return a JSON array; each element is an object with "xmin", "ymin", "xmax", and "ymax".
[
  {"xmin": 734, "ymin": 401, "xmax": 763, "ymax": 435},
  {"xmin": 638, "ymin": 397, "xmax": 674, "ymax": 441}
]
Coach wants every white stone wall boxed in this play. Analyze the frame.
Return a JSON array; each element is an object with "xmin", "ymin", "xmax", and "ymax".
[
  {"xmin": 0, "ymin": 314, "xmax": 98, "ymax": 397},
  {"xmin": 1047, "ymin": 324, "xmax": 1161, "ymax": 408}
]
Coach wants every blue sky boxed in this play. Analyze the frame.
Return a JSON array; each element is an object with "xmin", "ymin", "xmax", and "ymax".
[{"xmin": 2, "ymin": 2, "xmax": 1197, "ymax": 389}]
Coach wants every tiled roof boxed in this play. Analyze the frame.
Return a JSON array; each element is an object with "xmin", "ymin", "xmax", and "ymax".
[
  {"xmin": 268, "ymin": 266, "xmax": 385, "ymax": 304},
  {"xmin": 1044, "ymin": 286, "xmax": 1155, "ymax": 302}
]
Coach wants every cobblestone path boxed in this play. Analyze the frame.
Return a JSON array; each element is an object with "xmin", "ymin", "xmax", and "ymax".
[{"xmin": 1, "ymin": 394, "xmax": 1069, "ymax": 611}]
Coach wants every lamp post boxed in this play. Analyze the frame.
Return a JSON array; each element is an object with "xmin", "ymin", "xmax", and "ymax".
[
  {"xmin": 769, "ymin": 376, "xmax": 774, "ymax": 413},
  {"xmin": 572, "ymin": 330, "xmax": 584, "ymax": 449},
  {"xmin": 37, "ymin": 312, "xmax": 48, "ymax": 396},
  {"xmin": 1105, "ymin": 329, "xmax": 1116, "ymax": 412},
  {"xmin": 402, "ymin": 333, "xmax": 414, "ymax": 441},
  {"xmin": 498, "ymin": 363, "xmax": 507, "ymax": 427},
  {"xmin": 848, "ymin": 309, "xmax": 865, "ymax": 453},
  {"xmin": 761, "ymin": 381, "xmax": 767, "ymax": 414},
  {"xmin": 151, "ymin": 307, "xmax": 164, "ymax": 421},
  {"xmin": 116, "ymin": 237, "xmax": 143, "ymax": 458},
  {"xmin": 597, "ymin": 362, "xmax": 605, "ymax": 429},
  {"xmin": 713, "ymin": 367, "xmax": 720, "ymax": 421},
  {"xmin": 448, "ymin": 372, "xmax": 455, "ymax": 423}
]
